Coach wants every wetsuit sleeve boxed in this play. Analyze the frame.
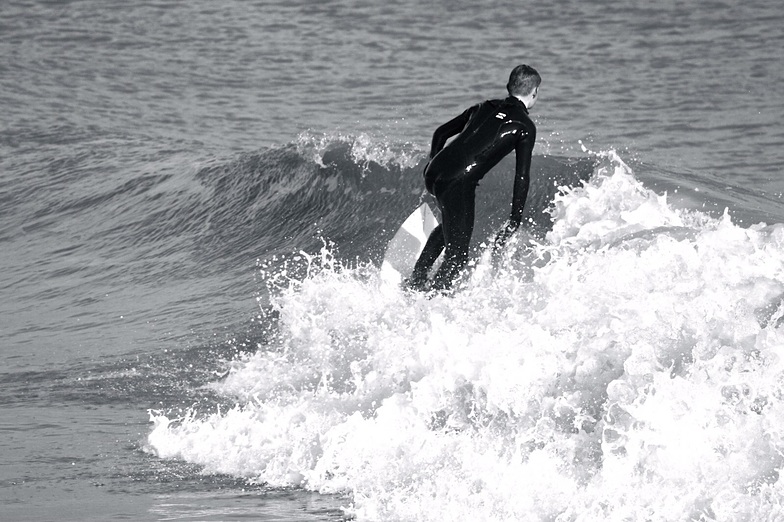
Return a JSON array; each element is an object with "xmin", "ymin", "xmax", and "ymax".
[
  {"xmin": 509, "ymin": 127, "xmax": 535, "ymax": 226},
  {"xmin": 493, "ymin": 125, "xmax": 535, "ymax": 252},
  {"xmin": 429, "ymin": 106, "xmax": 475, "ymax": 158}
]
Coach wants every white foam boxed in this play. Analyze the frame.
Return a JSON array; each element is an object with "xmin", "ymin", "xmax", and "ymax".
[
  {"xmin": 295, "ymin": 130, "xmax": 424, "ymax": 171},
  {"xmin": 147, "ymin": 152, "xmax": 784, "ymax": 520}
]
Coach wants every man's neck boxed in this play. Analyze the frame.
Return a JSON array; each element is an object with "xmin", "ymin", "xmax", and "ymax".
[{"xmin": 514, "ymin": 93, "xmax": 535, "ymax": 109}]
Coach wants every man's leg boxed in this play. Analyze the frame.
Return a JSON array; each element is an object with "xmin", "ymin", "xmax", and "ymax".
[
  {"xmin": 431, "ymin": 181, "xmax": 475, "ymax": 290},
  {"xmin": 407, "ymin": 224, "xmax": 445, "ymax": 288}
]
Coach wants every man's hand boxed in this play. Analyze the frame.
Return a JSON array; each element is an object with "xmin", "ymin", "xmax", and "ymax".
[{"xmin": 492, "ymin": 219, "xmax": 520, "ymax": 256}]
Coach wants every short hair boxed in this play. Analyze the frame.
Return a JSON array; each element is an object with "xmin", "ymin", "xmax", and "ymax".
[{"xmin": 506, "ymin": 65, "xmax": 541, "ymax": 97}]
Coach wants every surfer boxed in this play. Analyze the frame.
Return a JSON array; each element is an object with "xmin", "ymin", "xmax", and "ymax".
[{"xmin": 406, "ymin": 64, "xmax": 541, "ymax": 291}]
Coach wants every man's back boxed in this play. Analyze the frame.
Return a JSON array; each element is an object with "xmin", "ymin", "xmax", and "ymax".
[{"xmin": 432, "ymin": 96, "xmax": 536, "ymax": 184}]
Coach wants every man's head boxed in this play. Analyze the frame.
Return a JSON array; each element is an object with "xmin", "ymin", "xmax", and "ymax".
[{"xmin": 507, "ymin": 64, "xmax": 541, "ymax": 109}]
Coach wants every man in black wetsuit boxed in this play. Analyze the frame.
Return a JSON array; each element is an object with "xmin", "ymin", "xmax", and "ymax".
[{"xmin": 407, "ymin": 64, "xmax": 541, "ymax": 291}]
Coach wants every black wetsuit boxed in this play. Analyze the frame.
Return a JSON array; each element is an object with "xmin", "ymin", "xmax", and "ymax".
[{"xmin": 410, "ymin": 96, "xmax": 536, "ymax": 290}]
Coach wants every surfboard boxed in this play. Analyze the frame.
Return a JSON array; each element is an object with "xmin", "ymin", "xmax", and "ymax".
[{"xmin": 380, "ymin": 201, "xmax": 440, "ymax": 286}]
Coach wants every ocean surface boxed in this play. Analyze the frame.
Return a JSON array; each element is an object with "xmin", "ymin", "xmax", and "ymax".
[{"xmin": 2, "ymin": 0, "xmax": 784, "ymax": 520}]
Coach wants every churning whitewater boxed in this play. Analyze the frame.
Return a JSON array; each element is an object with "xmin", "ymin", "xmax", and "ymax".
[{"xmin": 147, "ymin": 152, "xmax": 784, "ymax": 521}]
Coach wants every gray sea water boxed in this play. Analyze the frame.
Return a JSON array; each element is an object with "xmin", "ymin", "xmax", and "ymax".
[{"xmin": 2, "ymin": 0, "xmax": 784, "ymax": 520}]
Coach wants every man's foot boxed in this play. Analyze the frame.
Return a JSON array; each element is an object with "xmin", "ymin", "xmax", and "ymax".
[
  {"xmin": 401, "ymin": 267, "xmax": 430, "ymax": 292},
  {"xmin": 402, "ymin": 275, "xmax": 428, "ymax": 292}
]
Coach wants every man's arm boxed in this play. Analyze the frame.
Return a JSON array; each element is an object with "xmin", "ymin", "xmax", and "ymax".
[
  {"xmin": 429, "ymin": 106, "xmax": 474, "ymax": 158},
  {"xmin": 493, "ymin": 126, "xmax": 536, "ymax": 251}
]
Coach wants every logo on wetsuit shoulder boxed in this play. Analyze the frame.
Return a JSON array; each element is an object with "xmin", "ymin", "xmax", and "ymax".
[{"xmin": 495, "ymin": 112, "xmax": 507, "ymax": 119}]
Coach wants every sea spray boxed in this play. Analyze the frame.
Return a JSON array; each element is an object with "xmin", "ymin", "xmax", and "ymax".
[
  {"xmin": 147, "ymin": 152, "xmax": 784, "ymax": 521},
  {"xmin": 295, "ymin": 130, "xmax": 424, "ymax": 172}
]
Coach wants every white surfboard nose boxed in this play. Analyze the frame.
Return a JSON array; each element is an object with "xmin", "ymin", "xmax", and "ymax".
[{"xmin": 381, "ymin": 203, "xmax": 440, "ymax": 287}]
